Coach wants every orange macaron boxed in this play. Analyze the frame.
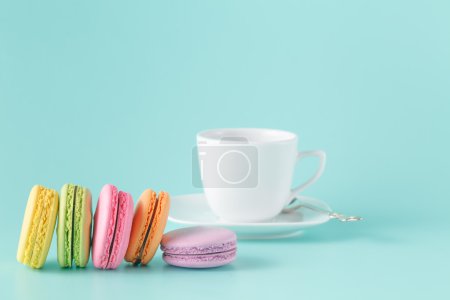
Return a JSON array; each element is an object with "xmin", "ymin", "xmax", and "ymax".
[{"xmin": 125, "ymin": 189, "xmax": 170, "ymax": 265}]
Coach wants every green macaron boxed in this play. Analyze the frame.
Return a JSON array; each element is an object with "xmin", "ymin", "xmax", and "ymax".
[{"xmin": 57, "ymin": 184, "xmax": 92, "ymax": 268}]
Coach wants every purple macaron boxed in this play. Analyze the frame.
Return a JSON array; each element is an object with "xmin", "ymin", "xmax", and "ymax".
[{"xmin": 160, "ymin": 226, "xmax": 237, "ymax": 268}]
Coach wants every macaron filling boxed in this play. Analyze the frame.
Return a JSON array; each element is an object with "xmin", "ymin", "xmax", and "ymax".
[{"xmin": 134, "ymin": 196, "xmax": 159, "ymax": 265}]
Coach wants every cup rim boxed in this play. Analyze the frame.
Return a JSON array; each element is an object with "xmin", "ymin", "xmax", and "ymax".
[{"xmin": 197, "ymin": 128, "xmax": 297, "ymax": 144}]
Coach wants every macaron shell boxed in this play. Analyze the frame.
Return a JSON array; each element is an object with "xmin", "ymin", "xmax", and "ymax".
[
  {"xmin": 33, "ymin": 188, "xmax": 58, "ymax": 268},
  {"xmin": 71, "ymin": 186, "xmax": 85, "ymax": 266},
  {"xmin": 163, "ymin": 249, "xmax": 236, "ymax": 268},
  {"xmin": 17, "ymin": 185, "xmax": 59, "ymax": 269},
  {"xmin": 161, "ymin": 226, "xmax": 237, "ymax": 255},
  {"xmin": 107, "ymin": 191, "xmax": 133, "ymax": 269},
  {"xmin": 141, "ymin": 191, "xmax": 170, "ymax": 265},
  {"xmin": 17, "ymin": 185, "xmax": 40, "ymax": 264},
  {"xmin": 76, "ymin": 188, "xmax": 92, "ymax": 267},
  {"xmin": 57, "ymin": 184, "xmax": 70, "ymax": 267},
  {"xmin": 125, "ymin": 189, "xmax": 156, "ymax": 263},
  {"xmin": 92, "ymin": 184, "xmax": 119, "ymax": 269}
]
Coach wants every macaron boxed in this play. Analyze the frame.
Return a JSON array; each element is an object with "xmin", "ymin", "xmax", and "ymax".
[
  {"xmin": 125, "ymin": 189, "xmax": 170, "ymax": 265},
  {"xmin": 92, "ymin": 184, "xmax": 133, "ymax": 269},
  {"xmin": 17, "ymin": 185, "xmax": 59, "ymax": 269},
  {"xmin": 160, "ymin": 226, "xmax": 237, "ymax": 268},
  {"xmin": 57, "ymin": 184, "xmax": 92, "ymax": 268}
]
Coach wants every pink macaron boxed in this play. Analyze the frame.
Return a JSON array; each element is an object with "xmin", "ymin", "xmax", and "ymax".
[
  {"xmin": 160, "ymin": 226, "xmax": 237, "ymax": 268},
  {"xmin": 92, "ymin": 184, "xmax": 134, "ymax": 269}
]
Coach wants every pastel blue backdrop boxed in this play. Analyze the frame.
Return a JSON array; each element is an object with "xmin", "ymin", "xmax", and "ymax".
[{"xmin": 1, "ymin": 1, "xmax": 449, "ymax": 299}]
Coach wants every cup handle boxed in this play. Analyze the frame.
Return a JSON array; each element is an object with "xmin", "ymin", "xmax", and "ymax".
[{"xmin": 287, "ymin": 150, "xmax": 326, "ymax": 205}]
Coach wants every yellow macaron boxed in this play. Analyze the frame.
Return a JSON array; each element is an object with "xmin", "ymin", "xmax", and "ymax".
[{"xmin": 17, "ymin": 185, "xmax": 59, "ymax": 268}]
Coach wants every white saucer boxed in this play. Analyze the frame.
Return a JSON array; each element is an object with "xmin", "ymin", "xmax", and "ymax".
[{"xmin": 169, "ymin": 193, "xmax": 331, "ymax": 239}]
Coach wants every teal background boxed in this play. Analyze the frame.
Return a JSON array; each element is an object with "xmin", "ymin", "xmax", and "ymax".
[{"xmin": 1, "ymin": 0, "xmax": 449, "ymax": 299}]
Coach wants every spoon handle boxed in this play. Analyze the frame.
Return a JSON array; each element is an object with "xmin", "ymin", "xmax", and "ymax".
[{"xmin": 282, "ymin": 197, "xmax": 363, "ymax": 222}]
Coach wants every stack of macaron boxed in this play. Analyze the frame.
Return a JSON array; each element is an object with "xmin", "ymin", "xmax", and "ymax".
[{"xmin": 17, "ymin": 184, "xmax": 237, "ymax": 270}]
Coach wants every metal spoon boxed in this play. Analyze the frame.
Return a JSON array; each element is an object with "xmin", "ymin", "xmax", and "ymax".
[{"xmin": 282, "ymin": 197, "xmax": 363, "ymax": 222}]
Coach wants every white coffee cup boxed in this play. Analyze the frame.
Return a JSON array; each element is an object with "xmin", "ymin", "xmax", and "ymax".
[{"xmin": 196, "ymin": 128, "xmax": 326, "ymax": 222}]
